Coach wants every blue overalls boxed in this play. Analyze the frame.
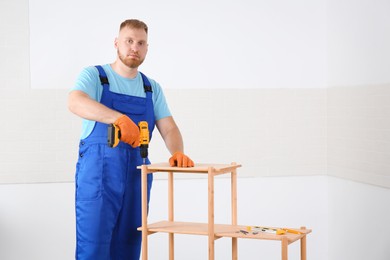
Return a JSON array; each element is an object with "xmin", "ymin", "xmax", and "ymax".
[{"xmin": 75, "ymin": 65, "xmax": 154, "ymax": 260}]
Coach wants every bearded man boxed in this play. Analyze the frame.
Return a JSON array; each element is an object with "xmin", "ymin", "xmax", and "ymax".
[{"xmin": 68, "ymin": 19, "xmax": 194, "ymax": 260}]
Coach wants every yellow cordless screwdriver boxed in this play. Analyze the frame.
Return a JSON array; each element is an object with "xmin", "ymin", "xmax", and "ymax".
[
  {"xmin": 107, "ymin": 124, "xmax": 121, "ymax": 148},
  {"xmin": 108, "ymin": 121, "xmax": 150, "ymax": 165},
  {"xmin": 138, "ymin": 121, "xmax": 149, "ymax": 165}
]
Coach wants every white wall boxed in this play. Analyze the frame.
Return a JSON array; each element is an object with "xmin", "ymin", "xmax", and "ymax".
[
  {"xmin": 327, "ymin": 0, "xmax": 390, "ymax": 188},
  {"xmin": 152, "ymin": 88, "xmax": 327, "ymax": 179},
  {"xmin": 29, "ymin": 0, "xmax": 327, "ymax": 89},
  {"xmin": 327, "ymin": 0, "xmax": 390, "ymax": 86},
  {"xmin": 325, "ymin": 0, "xmax": 390, "ymax": 254},
  {"xmin": 327, "ymin": 85, "xmax": 390, "ymax": 187}
]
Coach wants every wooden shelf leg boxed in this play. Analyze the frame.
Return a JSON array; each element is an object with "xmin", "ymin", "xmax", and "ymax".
[
  {"xmin": 141, "ymin": 165, "xmax": 148, "ymax": 260},
  {"xmin": 231, "ymin": 163, "xmax": 238, "ymax": 260},
  {"xmin": 168, "ymin": 172, "xmax": 174, "ymax": 260},
  {"xmin": 208, "ymin": 167, "xmax": 215, "ymax": 260},
  {"xmin": 281, "ymin": 236, "xmax": 288, "ymax": 260},
  {"xmin": 232, "ymin": 238, "xmax": 237, "ymax": 260},
  {"xmin": 300, "ymin": 226, "xmax": 307, "ymax": 260},
  {"xmin": 169, "ymin": 233, "xmax": 174, "ymax": 260}
]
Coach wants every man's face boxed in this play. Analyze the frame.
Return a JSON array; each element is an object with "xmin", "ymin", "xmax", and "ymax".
[{"xmin": 115, "ymin": 27, "xmax": 148, "ymax": 69}]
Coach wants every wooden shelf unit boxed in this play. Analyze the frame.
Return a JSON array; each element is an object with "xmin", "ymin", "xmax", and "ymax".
[{"xmin": 138, "ymin": 163, "xmax": 311, "ymax": 260}]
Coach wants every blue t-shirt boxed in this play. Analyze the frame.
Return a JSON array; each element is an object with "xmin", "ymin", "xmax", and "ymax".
[{"xmin": 72, "ymin": 64, "xmax": 171, "ymax": 139}]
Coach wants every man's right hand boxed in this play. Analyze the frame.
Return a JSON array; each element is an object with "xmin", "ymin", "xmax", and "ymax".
[{"xmin": 114, "ymin": 115, "xmax": 140, "ymax": 148}]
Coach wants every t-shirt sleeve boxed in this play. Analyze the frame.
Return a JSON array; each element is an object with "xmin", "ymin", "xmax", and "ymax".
[
  {"xmin": 151, "ymin": 81, "xmax": 172, "ymax": 121},
  {"xmin": 71, "ymin": 66, "xmax": 101, "ymax": 102}
]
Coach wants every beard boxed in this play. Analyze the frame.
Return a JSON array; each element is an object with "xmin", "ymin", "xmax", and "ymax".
[{"xmin": 118, "ymin": 50, "xmax": 145, "ymax": 69}]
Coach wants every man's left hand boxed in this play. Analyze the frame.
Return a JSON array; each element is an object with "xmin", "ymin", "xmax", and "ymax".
[{"xmin": 169, "ymin": 152, "xmax": 194, "ymax": 167}]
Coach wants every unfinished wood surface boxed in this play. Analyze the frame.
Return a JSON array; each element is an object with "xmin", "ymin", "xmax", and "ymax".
[
  {"xmin": 231, "ymin": 162, "xmax": 238, "ymax": 260},
  {"xmin": 282, "ymin": 236, "xmax": 288, "ymax": 260},
  {"xmin": 142, "ymin": 221, "xmax": 311, "ymax": 243},
  {"xmin": 300, "ymin": 226, "xmax": 307, "ymax": 260},
  {"xmin": 141, "ymin": 165, "xmax": 148, "ymax": 260},
  {"xmin": 137, "ymin": 162, "xmax": 242, "ymax": 174},
  {"xmin": 208, "ymin": 167, "xmax": 215, "ymax": 260},
  {"xmin": 168, "ymin": 171, "xmax": 174, "ymax": 260}
]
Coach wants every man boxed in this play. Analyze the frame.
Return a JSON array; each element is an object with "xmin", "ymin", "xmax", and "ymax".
[{"xmin": 68, "ymin": 19, "xmax": 194, "ymax": 260}]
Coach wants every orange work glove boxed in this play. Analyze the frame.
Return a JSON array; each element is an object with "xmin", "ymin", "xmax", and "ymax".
[
  {"xmin": 114, "ymin": 115, "xmax": 140, "ymax": 148},
  {"xmin": 169, "ymin": 152, "xmax": 194, "ymax": 167}
]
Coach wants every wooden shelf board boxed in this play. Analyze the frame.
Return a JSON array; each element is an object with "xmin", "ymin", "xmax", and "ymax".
[
  {"xmin": 139, "ymin": 221, "xmax": 311, "ymax": 243},
  {"xmin": 138, "ymin": 163, "xmax": 241, "ymax": 174}
]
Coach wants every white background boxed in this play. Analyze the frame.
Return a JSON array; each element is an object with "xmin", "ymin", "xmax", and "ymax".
[{"xmin": 29, "ymin": 0, "xmax": 327, "ymax": 89}]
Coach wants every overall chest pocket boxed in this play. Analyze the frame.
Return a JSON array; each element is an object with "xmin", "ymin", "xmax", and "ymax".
[{"xmin": 112, "ymin": 97, "xmax": 146, "ymax": 115}]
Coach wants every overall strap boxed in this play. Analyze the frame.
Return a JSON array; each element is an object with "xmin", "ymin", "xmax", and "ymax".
[
  {"xmin": 139, "ymin": 72, "xmax": 153, "ymax": 93},
  {"xmin": 95, "ymin": 65, "xmax": 109, "ymax": 88},
  {"xmin": 95, "ymin": 65, "xmax": 152, "ymax": 94}
]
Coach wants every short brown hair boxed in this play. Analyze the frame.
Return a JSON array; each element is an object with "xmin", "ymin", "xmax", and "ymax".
[{"xmin": 119, "ymin": 19, "xmax": 148, "ymax": 34}]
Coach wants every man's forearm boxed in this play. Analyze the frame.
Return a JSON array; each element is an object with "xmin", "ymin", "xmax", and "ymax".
[
  {"xmin": 164, "ymin": 128, "xmax": 184, "ymax": 155},
  {"xmin": 68, "ymin": 90, "xmax": 122, "ymax": 124},
  {"xmin": 156, "ymin": 117, "xmax": 184, "ymax": 155}
]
